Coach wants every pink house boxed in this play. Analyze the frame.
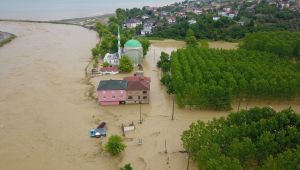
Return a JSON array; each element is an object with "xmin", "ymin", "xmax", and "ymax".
[{"xmin": 97, "ymin": 80, "xmax": 127, "ymax": 105}]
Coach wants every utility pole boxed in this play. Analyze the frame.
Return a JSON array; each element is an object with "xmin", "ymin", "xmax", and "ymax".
[
  {"xmin": 187, "ymin": 152, "xmax": 190, "ymax": 170},
  {"xmin": 139, "ymin": 101, "xmax": 142, "ymax": 124},
  {"xmin": 171, "ymin": 94, "xmax": 175, "ymax": 120}
]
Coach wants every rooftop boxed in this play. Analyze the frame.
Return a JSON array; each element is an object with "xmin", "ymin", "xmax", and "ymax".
[
  {"xmin": 97, "ymin": 80, "xmax": 127, "ymax": 91},
  {"xmin": 124, "ymin": 39, "xmax": 142, "ymax": 48},
  {"xmin": 126, "ymin": 81, "xmax": 150, "ymax": 91}
]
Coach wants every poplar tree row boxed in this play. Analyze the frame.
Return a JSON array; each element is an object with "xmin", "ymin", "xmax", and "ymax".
[
  {"xmin": 240, "ymin": 31, "xmax": 300, "ymax": 58},
  {"xmin": 182, "ymin": 107, "xmax": 300, "ymax": 169},
  {"xmin": 164, "ymin": 47, "xmax": 300, "ymax": 110}
]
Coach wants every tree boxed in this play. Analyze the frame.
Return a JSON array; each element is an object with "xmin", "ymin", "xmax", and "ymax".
[
  {"xmin": 119, "ymin": 56, "xmax": 134, "ymax": 73},
  {"xmin": 136, "ymin": 37, "xmax": 150, "ymax": 56},
  {"xmin": 121, "ymin": 163, "xmax": 133, "ymax": 170},
  {"xmin": 102, "ymin": 62, "xmax": 110, "ymax": 67},
  {"xmin": 105, "ymin": 135, "xmax": 126, "ymax": 156},
  {"xmin": 182, "ymin": 107, "xmax": 300, "ymax": 169},
  {"xmin": 186, "ymin": 29, "xmax": 198, "ymax": 47}
]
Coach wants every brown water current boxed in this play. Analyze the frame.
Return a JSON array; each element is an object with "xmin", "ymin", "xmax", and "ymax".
[{"xmin": 0, "ymin": 22, "xmax": 115, "ymax": 170}]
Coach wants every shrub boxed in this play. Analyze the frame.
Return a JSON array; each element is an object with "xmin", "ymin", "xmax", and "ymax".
[{"xmin": 105, "ymin": 135, "xmax": 126, "ymax": 156}]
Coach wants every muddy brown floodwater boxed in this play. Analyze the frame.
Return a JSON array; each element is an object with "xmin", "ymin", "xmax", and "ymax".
[
  {"xmin": 0, "ymin": 22, "xmax": 115, "ymax": 170},
  {"xmin": 0, "ymin": 23, "xmax": 299, "ymax": 170}
]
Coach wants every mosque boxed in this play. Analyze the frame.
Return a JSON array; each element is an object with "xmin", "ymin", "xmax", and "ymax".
[{"xmin": 103, "ymin": 27, "xmax": 143, "ymax": 67}]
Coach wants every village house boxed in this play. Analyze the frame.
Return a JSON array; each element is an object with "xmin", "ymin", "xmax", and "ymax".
[
  {"xmin": 124, "ymin": 19, "xmax": 142, "ymax": 28},
  {"xmin": 166, "ymin": 16, "xmax": 176, "ymax": 24},
  {"xmin": 141, "ymin": 21, "xmax": 155, "ymax": 35},
  {"xmin": 124, "ymin": 73, "xmax": 151, "ymax": 104},
  {"xmin": 193, "ymin": 9, "xmax": 202, "ymax": 15},
  {"xmin": 188, "ymin": 19, "xmax": 197, "ymax": 25},
  {"xmin": 97, "ymin": 80, "xmax": 127, "ymax": 105},
  {"xmin": 97, "ymin": 72, "xmax": 151, "ymax": 105},
  {"xmin": 213, "ymin": 16, "xmax": 220, "ymax": 21}
]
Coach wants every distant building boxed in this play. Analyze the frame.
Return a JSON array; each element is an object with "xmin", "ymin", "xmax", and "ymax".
[
  {"xmin": 188, "ymin": 19, "xmax": 197, "ymax": 25},
  {"xmin": 213, "ymin": 16, "xmax": 220, "ymax": 21},
  {"xmin": 141, "ymin": 21, "xmax": 155, "ymax": 35},
  {"xmin": 141, "ymin": 26, "xmax": 152, "ymax": 35},
  {"xmin": 166, "ymin": 16, "xmax": 177, "ymax": 24},
  {"xmin": 142, "ymin": 15, "xmax": 150, "ymax": 20},
  {"xmin": 97, "ymin": 80, "xmax": 127, "ymax": 105},
  {"xmin": 124, "ymin": 19, "xmax": 142, "ymax": 28},
  {"xmin": 228, "ymin": 13, "xmax": 235, "ymax": 19},
  {"xmin": 193, "ymin": 9, "xmax": 202, "ymax": 15},
  {"xmin": 123, "ymin": 39, "xmax": 144, "ymax": 66}
]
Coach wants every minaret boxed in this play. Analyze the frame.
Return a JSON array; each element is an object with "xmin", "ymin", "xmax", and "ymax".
[{"xmin": 118, "ymin": 26, "xmax": 121, "ymax": 58}]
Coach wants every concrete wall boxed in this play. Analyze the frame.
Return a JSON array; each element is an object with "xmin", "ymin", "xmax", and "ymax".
[
  {"xmin": 123, "ymin": 47, "xmax": 143, "ymax": 66},
  {"xmin": 126, "ymin": 90, "xmax": 149, "ymax": 104},
  {"xmin": 97, "ymin": 90, "xmax": 126, "ymax": 105}
]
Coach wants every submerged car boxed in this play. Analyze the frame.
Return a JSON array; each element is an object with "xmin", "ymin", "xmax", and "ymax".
[{"xmin": 90, "ymin": 122, "xmax": 107, "ymax": 138}]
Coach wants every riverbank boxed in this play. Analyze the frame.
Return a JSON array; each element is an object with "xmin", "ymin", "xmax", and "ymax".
[
  {"xmin": 0, "ymin": 31, "xmax": 16, "ymax": 47},
  {"xmin": 0, "ymin": 14, "xmax": 113, "ymax": 30}
]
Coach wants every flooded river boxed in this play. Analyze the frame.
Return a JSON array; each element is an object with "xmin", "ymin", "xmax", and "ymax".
[{"xmin": 0, "ymin": 22, "xmax": 115, "ymax": 170}]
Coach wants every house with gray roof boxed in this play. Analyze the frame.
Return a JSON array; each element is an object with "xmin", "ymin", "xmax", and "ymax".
[{"xmin": 97, "ymin": 80, "xmax": 127, "ymax": 105}]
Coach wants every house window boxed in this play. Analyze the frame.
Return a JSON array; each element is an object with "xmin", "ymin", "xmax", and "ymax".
[
  {"xmin": 143, "ymin": 96, "xmax": 147, "ymax": 99},
  {"xmin": 128, "ymin": 96, "xmax": 133, "ymax": 99},
  {"xmin": 143, "ymin": 91, "xmax": 147, "ymax": 94},
  {"xmin": 138, "ymin": 96, "xmax": 140, "ymax": 99},
  {"xmin": 103, "ymin": 96, "xmax": 106, "ymax": 99},
  {"xmin": 112, "ymin": 96, "xmax": 115, "ymax": 98}
]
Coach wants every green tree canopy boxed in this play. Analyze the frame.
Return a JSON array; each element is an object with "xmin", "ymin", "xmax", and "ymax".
[
  {"xmin": 105, "ymin": 135, "xmax": 126, "ymax": 156},
  {"xmin": 182, "ymin": 107, "xmax": 300, "ymax": 169},
  {"xmin": 119, "ymin": 56, "xmax": 134, "ymax": 73}
]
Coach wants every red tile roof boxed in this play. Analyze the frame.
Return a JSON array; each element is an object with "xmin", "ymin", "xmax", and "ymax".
[
  {"xmin": 124, "ymin": 75, "xmax": 150, "ymax": 91},
  {"xmin": 100, "ymin": 66, "xmax": 118, "ymax": 72},
  {"xmin": 123, "ymin": 75, "xmax": 151, "ymax": 83},
  {"xmin": 127, "ymin": 81, "xmax": 150, "ymax": 91}
]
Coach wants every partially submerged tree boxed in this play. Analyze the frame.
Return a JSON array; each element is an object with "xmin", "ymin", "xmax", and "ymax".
[
  {"xmin": 121, "ymin": 163, "xmax": 133, "ymax": 170},
  {"xmin": 105, "ymin": 135, "xmax": 126, "ymax": 156},
  {"xmin": 182, "ymin": 107, "xmax": 300, "ymax": 169},
  {"xmin": 119, "ymin": 56, "xmax": 134, "ymax": 73}
]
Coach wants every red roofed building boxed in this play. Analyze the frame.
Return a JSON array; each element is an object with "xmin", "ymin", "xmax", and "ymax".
[
  {"xmin": 100, "ymin": 66, "xmax": 119, "ymax": 75},
  {"xmin": 124, "ymin": 72, "xmax": 151, "ymax": 104}
]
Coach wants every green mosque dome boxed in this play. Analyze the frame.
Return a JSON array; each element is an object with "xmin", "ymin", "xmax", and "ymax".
[{"xmin": 124, "ymin": 39, "xmax": 142, "ymax": 48}]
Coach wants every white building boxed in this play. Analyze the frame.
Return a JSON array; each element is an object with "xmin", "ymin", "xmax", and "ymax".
[
  {"xmin": 213, "ymin": 16, "xmax": 220, "ymax": 21},
  {"xmin": 103, "ymin": 53, "xmax": 119, "ymax": 66},
  {"xmin": 103, "ymin": 27, "xmax": 122, "ymax": 66},
  {"xmin": 188, "ymin": 19, "xmax": 197, "ymax": 25}
]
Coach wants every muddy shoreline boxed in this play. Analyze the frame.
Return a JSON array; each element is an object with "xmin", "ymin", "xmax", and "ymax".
[
  {"xmin": 0, "ymin": 31, "xmax": 16, "ymax": 47},
  {"xmin": 0, "ymin": 14, "xmax": 113, "ymax": 31}
]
